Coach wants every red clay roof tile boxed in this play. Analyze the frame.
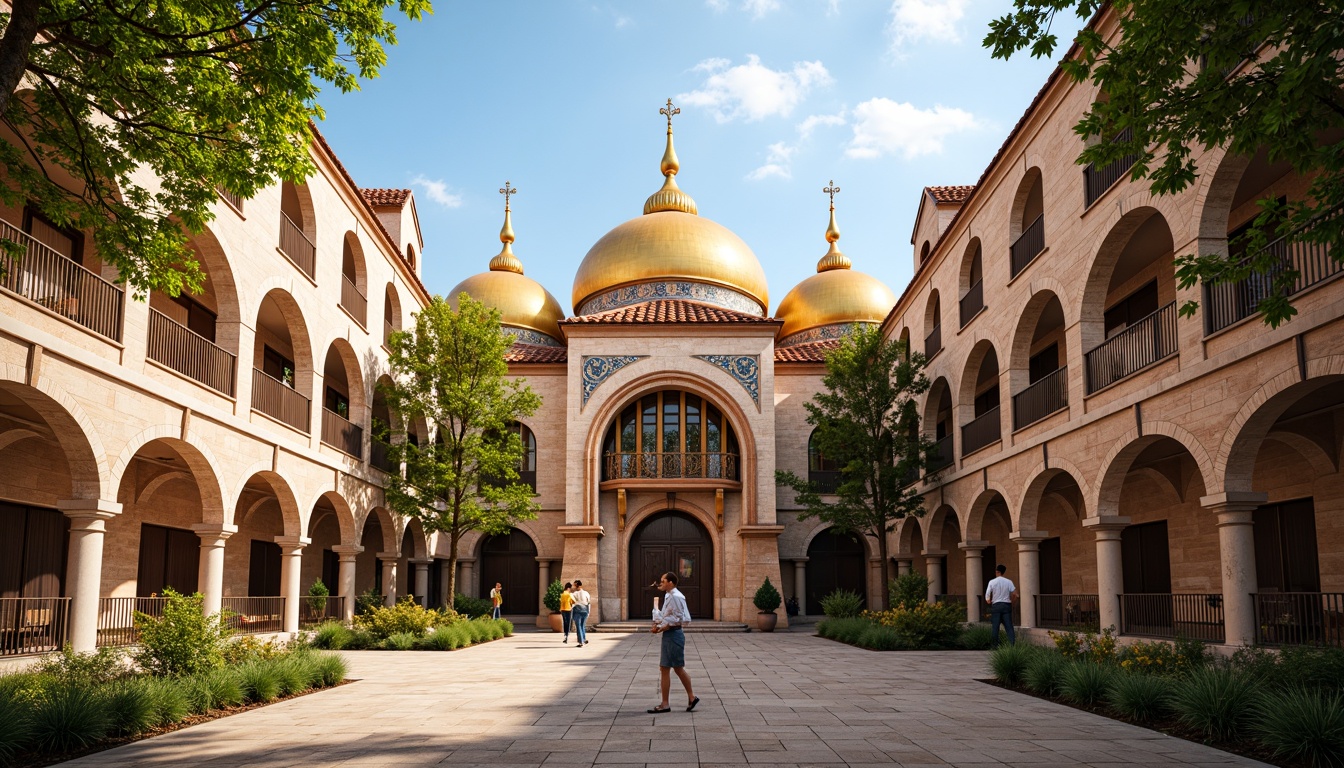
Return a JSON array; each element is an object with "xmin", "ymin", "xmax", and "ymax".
[
  {"xmin": 505, "ymin": 344, "xmax": 568, "ymax": 364},
  {"xmin": 774, "ymin": 338, "xmax": 841, "ymax": 363},
  {"xmin": 563, "ymin": 299, "xmax": 780, "ymax": 325},
  {"xmin": 926, "ymin": 185, "xmax": 975, "ymax": 204},
  {"xmin": 361, "ymin": 188, "xmax": 412, "ymax": 207}
]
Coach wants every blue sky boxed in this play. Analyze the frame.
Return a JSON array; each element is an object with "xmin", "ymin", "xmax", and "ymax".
[{"xmin": 317, "ymin": 1, "xmax": 1086, "ymax": 314}]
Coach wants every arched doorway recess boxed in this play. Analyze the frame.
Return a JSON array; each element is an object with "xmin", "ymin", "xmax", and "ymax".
[
  {"xmin": 628, "ymin": 511, "xmax": 714, "ymax": 618},
  {"xmin": 479, "ymin": 529, "xmax": 538, "ymax": 614},
  {"xmin": 806, "ymin": 528, "xmax": 867, "ymax": 610}
]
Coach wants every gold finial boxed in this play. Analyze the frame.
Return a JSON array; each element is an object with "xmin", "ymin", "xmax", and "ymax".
[
  {"xmin": 817, "ymin": 179, "xmax": 851, "ymax": 272},
  {"xmin": 490, "ymin": 181, "xmax": 523, "ymax": 274},
  {"xmin": 658, "ymin": 98, "xmax": 682, "ymax": 178},
  {"xmin": 660, "ymin": 98, "xmax": 680, "ymax": 134},
  {"xmin": 645, "ymin": 98, "xmax": 698, "ymax": 215}
]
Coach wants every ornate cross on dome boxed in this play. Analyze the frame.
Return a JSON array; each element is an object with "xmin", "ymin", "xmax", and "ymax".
[
  {"xmin": 660, "ymin": 98, "xmax": 680, "ymax": 132},
  {"xmin": 499, "ymin": 181, "xmax": 517, "ymax": 211},
  {"xmin": 824, "ymin": 180, "xmax": 840, "ymax": 209}
]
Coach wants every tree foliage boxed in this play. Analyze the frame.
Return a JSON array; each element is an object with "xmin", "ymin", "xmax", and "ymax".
[
  {"xmin": 775, "ymin": 325, "xmax": 936, "ymax": 608},
  {"xmin": 985, "ymin": 0, "xmax": 1344, "ymax": 327},
  {"xmin": 379, "ymin": 295, "xmax": 540, "ymax": 612},
  {"xmin": 0, "ymin": 0, "xmax": 430, "ymax": 297}
]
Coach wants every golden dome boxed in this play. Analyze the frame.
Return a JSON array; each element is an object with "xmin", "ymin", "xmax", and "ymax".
[
  {"xmin": 449, "ymin": 188, "xmax": 565, "ymax": 344},
  {"xmin": 775, "ymin": 188, "xmax": 896, "ymax": 343},
  {"xmin": 571, "ymin": 100, "xmax": 768, "ymax": 315}
]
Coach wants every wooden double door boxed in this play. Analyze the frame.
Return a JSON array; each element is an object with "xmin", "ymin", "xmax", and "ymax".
[
  {"xmin": 480, "ymin": 530, "xmax": 539, "ymax": 614},
  {"xmin": 629, "ymin": 512, "xmax": 713, "ymax": 620}
]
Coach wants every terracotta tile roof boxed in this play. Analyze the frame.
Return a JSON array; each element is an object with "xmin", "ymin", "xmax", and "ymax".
[
  {"xmin": 505, "ymin": 343, "xmax": 568, "ymax": 364},
  {"xmin": 926, "ymin": 185, "xmax": 975, "ymax": 204},
  {"xmin": 774, "ymin": 338, "xmax": 841, "ymax": 363},
  {"xmin": 563, "ymin": 299, "xmax": 781, "ymax": 326},
  {"xmin": 361, "ymin": 188, "xmax": 412, "ymax": 207}
]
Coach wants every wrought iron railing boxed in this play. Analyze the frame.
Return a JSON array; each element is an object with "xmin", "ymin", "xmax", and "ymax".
[
  {"xmin": 278, "ymin": 213, "xmax": 316, "ymax": 278},
  {"xmin": 0, "ymin": 218, "xmax": 124, "ymax": 340},
  {"xmin": 222, "ymin": 596, "xmax": 285, "ymax": 635},
  {"xmin": 252, "ymin": 368, "xmax": 311, "ymax": 432},
  {"xmin": 96, "ymin": 596, "xmax": 169, "ymax": 648},
  {"xmin": 370, "ymin": 440, "xmax": 396, "ymax": 473},
  {"xmin": 1035, "ymin": 594, "xmax": 1100, "ymax": 632},
  {"xmin": 0, "ymin": 597, "xmax": 69, "ymax": 656},
  {"xmin": 961, "ymin": 406, "xmax": 1001, "ymax": 456},
  {"xmin": 1085, "ymin": 302, "xmax": 1178, "ymax": 393},
  {"xmin": 603, "ymin": 452, "xmax": 739, "ymax": 481},
  {"xmin": 959, "ymin": 281, "xmax": 984, "ymax": 327},
  {"xmin": 299, "ymin": 596, "xmax": 346, "ymax": 628},
  {"xmin": 1010, "ymin": 214, "xmax": 1046, "ymax": 277},
  {"xmin": 321, "ymin": 407, "xmax": 363, "ymax": 458},
  {"xmin": 1254, "ymin": 592, "xmax": 1344, "ymax": 648},
  {"xmin": 924, "ymin": 323, "xmax": 942, "ymax": 358},
  {"xmin": 1083, "ymin": 128, "xmax": 1139, "ymax": 208},
  {"xmin": 340, "ymin": 275, "xmax": 367, "ymax": 326},
  {"xmin": 928, "ymin": 434, "xmax": 954, "ymax": 472},
  {"xmin": 148, "ymin": 308, "xmax": 236, "ymax": 396},
  {"xmin": 1013, "ymin": 366, "xmax": 1068, "ymax": 430},
  {"xmin": 1204, "ymin": 202, "xmax": 1343, "ymax": 334},
  {"xmin": 1120, "ymin": 593, "xmax": 1225, "ymax": 643},
  {"xmin": 810, "ymin": 469, "xmax": 841, "ymax": 494},
  {"xmin": 217, "ymin": 186, "xmax": 244, "ymax": 211},
  {"xmin": 976, "ymin": 598, "xmax": 1022, "ymax": 627}
]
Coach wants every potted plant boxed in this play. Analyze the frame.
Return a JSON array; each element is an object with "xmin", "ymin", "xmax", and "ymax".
[
  {"xmin": 754, "ymin": 577, "xmax": 782, "ymax": 632},
  {"xmin": 544, "ymin": 578, "xmax": 565, "ymax": 632}
]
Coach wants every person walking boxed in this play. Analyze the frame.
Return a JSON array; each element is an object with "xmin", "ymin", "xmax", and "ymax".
[
  {"xmin": 647, "ymin": 571, "xmax": 699, "ymax": 714},
  {"xmin": 490, "ymin": 582, "xmax": 503, "ymax": 620},
  {"xmin": 559, "ymin": 582, "xmax": 574, "ymax": 643},
  {"xmin": 985, "ymin": 564, "xmax": 1017, "ymax": 647},
  {"xmin": 570, "ymin": 580, "xmax": 591, "ymax": 647}
]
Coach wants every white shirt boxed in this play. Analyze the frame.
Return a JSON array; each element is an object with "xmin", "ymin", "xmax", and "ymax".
[
  {"xmin": 985, "ymin": 575, "xmax": 1016, "ymax": 605},
  {"xmin": 571, "ymin": 589, "xmax": 591, "ymax": 608},
  {"xmin": 656, "ymin": 587, "xmax": 691, "ymax": 629}
]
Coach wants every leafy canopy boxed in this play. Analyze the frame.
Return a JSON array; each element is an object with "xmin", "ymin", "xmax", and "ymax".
[
  {"xmin": 0, "ymin": 0, "xmax": 430, "ymax": 297},
  {"xmin": 985, "ymin": 0, "xmax": 1344, "ymax": 327}
]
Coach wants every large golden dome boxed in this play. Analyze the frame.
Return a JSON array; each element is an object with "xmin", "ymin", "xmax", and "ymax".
[
  {"xmin": 449, "ymin": 195, "xmax": 565, "ymax": 345},
  {"xmin": 571, "ymin": 103, "xmax": 769, "ymax": 316},
  {"xmin": 775, "ymin": 192, "xmax": 896, "ymax": 344}
]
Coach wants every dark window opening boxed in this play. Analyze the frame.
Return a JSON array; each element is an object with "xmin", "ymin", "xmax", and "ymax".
[
  {"xmin": 1121, "ymin": 520, "xmax": 1172, "ymax": 594},
  {"xmin": 171, "ymin": 293, "xmax": 217, "ymax": 342},
  {"xmin": 1254, "ymin": 498, "xmax": 1320, "ymax": 593},
  {"xmin": 973, "ymin": 386, "xmax": 1000, "ymax": 418},
  {"xmin": 324, "ymin": 387, "xmax": 350, "ymax": 418},
  {"xmin": 136, "ymin": 523, "xmax": 199, "ymax": 597},
  {"xmin": 1028, "ymin": 344, "xmax": 1059, "ymax": 384},
  {"xmin": 1104, "ymin": 280, "xmax": 1159, "ymax": 339},
  {"xmin": 248, "ymin": 540, "xmax": 282, "ymax": 596},
  {"xmin": 0, "ymin": 502, "xmax": 69, "ymax": 599},
  {"xmin": 262, "ymin": 346, "xmax": 295, "ymax": 388},
  {"xmin": 22, "ymin": 205, "xmax": 83, "ymax": 264}
]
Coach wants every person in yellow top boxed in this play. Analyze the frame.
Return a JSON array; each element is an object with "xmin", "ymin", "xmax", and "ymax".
[
  {"xmin": 490, "ymin": 582, "xmax": 503, "ymax": 620},
  {"xmin": 559, "ymin": 582, "xmax": 575, "ymax": 643}
]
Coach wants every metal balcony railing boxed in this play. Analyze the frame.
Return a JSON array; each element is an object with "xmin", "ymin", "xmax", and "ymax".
[
  {"xmin": 1254, "ymin": 592, "xmax": 1344, "ymax": 648},
  {"xmin": 603, "ymin": 452, "xmax": 739, "ymax": 481},
  {"xmin": 1120, "ymin": 593, "xmax": 1225, "ymax": 643},
  {"xmin": 924, "ymin": 323, "xmax": 942, "ymax": 358},
  {"xmin": 1012, "ymin": 366, "xmax": 1068, "ymax": 430},
  {"xmin": 278, "ymin": 213, "xmax": 316, "ymax": 279},
  {"xmin": 340, "ymin": 274, "xmax": 367, "ymax": 326},
  {"xmin": 299, "ymin": 596, "xmax": 346, "ymax": 628},
  {"xmin": 0, "ymin": 218, "xmax": 124, "ymax": 340},
  {"xmin": 222, "ymin": 596, "xmax": 285, "ymax": 635},
  {"xmin": 147, "ymin": 308, "xmax": 236, "ymax": 396},
  {"xmin": 217, "ymin": 186, "xmax": 244, "ymax": 211},
  {"xmin": 961, "ymin": 406, "xmax": 1002, "ymax": 456},
  {"xmin": 96, "ymin": 596, "xmax": 169, "ymax": 648},
  {"xmin": 0, "ymin": 596, "xmax": 69, "ymax": 656},
  {"xmin": 1083, "ymin": 128, "xmax": 1139, "ymax": 208},
  {"xmin": 321, "ymin": 407, "xmax": 363, "ymax": 459},
  {"xmin": 1085, "ymin": 302, "xmax": 1178, "ymax": 393},
  {"xmin": 959, "ymin": 281, "xmax": 984, "ymax": 327},
  {"xmin": 251, "ymin": 368, "xmax": 311, "ymax": 432},
  {"xmin": 371, "ymin": 440, "xmax": 396, "ymax": 473},
  {"xmin": 1010, "ymin": 214, "xmax": 1046, "ymax": 277},
  {"xmin": 1035, "ymin": 594, "xmax": 1100, "ymax": 632},
  {"xmin": 928, "ymin": 434, "xmax": 954, "ymax": 472},
  {"xmin": 809, "ymin": 469, "xmax": 841, "ymax": 494}
]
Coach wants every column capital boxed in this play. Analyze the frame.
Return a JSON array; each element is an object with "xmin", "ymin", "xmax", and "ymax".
[
  {"xmin": 792, "ymin": 557, "xmax": 810, "ymax": 564},
  {"xmin": 959, "ymin": 540, "xmax": 989, "ymax": 553},
  {"xmin": 558, "ymin": 524, "xmax": 604, "ymax": 539},
  {"xmin": 1083, "ymin": 515, "xmax": 1130, "ymax": 534},
  {"xmin": 1010, "ymin": 530, "xmax": 1049, "ymax": 543},
  {"xmin": 273, "ymin": 535, "xmax": 310, "ymax": 551},
  {"xmin": 57, "ymin": 498, "xmax": 121, "ymax": 521},
  {"xmin": 457, "ymin": 556, "xmax": 477, "ymax": 564},
  {"xmin": 193, "ymin": 523, "xmax": 237, "ymax": 539},
  {"xmin": 408, "ymin": 557, "xmax": 433, "ymax": 565},
  {"xmin": 535, "ymin": 556, "xmax": 554, "ymax": 564},
  {"xmin": 1200, "ymin": 491, "xmax": 1268, "ymax": 514},
  {"xmin": 893, "ymin": 555, "xmax": 913, "ymax": 563},
  {"xmin": 377, "ymin": 550, "xmax": 401, "ymax": 561},
  {"xmin": 921, "ymin": 549, "xmax": 947, "ymax": 557},
  {"xmin": 331, "ymin": 544, "xmax": 364, "ymax": 556}
]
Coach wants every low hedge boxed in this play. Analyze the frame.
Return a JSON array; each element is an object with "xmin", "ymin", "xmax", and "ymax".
[
  {"xmin": 308, "ymin": 616, "xmax": 512, "ymax": 652},
  {"xmin": 817, "ymin": 613, "xmax": 990, "ymax": 651}
]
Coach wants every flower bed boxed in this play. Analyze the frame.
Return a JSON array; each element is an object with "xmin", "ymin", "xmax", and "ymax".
[{"xmin": 308, "ymin": 597, "xmax": 513, "ymax": 651}]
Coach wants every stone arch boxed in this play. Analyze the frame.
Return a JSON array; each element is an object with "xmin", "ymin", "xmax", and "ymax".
[
  {"xmin": 358, "ymin": 505, "xmax": 399, "ymax": 553},
  {"xmin": 1193, "ymin": 144, "xmax": 1251, "ymax": 242},
  {"xmin": 624, "ymin": 504, "xmax": 718, "ymax": 620},
  {"xmin": 1264, "ymin": 431, "xmax": 1338, "ymax": 477},
  {"xmin": 801, "ymin": 521, "xmax": 879, "ymax": 559},
  {"xmin": 180, "ymin": 225, "xmax": 244, "ymax": 363},
  {"xmin": 1015, "ymin": 458, "xmax": 1091, "ymax": 532},
  {"xmin": 304, "ymin": 490, "xmax": 356, "ymax": 545},
  {"xmin": 383, "ymin": 283, "xmax": 403, "ymax": 335},
  {"xmin": 896, "ymin": 515, "xmax": 923, "ymax": 556},
  {"xmin": 319, "ymin": 336, "xmax": 369, "ymax": 426},
  {"xmin": 922, "ymin": 504, "xmax": 958, "ymax": 552},
  {"xmin": 232, "ymin": 470, "xmax": 304, "ymax": 539},
  {"xmin": 109, "ymin": 427, "xmax": 228, "ymax": 525},
  {"xmin": 964, "ymin": 484, "xmax": 1014, "ymax": 541},
  {"xmin": 957, "ymin": 339, "xmax": 1000, "ymax": 417},
  {"xmin": 0, "ymin": 372, "xmax": 110, "ymax": 501},
  {"xmin": 959, "ymin": 238, "xmax": 984, "ymax": 311},
  {"xmin": 401, "ymin": 516, "xmax": 429, "ymax": 559},
  {"xmin": 1008, "ymin": 288, "xmax": 1071, "ymax": 416},
  {"xmin": 251, "ymin": 286, "xmax": 316, "ymax": 401},
  {"xmin": 924, "ymin": 289, "xmax": 942, "ymax": 339},
  {"xmin": 1090, "ymin": 422, "xmax": 1216, "ymax": 519},
  {"xmin": 897, "ymin": 327, "xmax": 911, "ymax": 358},
  {"xmin": 340, "ymin": 231, "xmax": 369, "ymax": 297},
  {"xmin": 279, "ymin": 180, "xmax": 317, "ymax": 244},
  {"xmin": 1009, "ymin": 166, "xmax": 1044, "ymax": 242}
]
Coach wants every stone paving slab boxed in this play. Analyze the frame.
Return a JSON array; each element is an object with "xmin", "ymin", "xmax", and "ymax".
[{"xmin": 60, "ymin": 632, "xmax": 1270, "ymax": 767}]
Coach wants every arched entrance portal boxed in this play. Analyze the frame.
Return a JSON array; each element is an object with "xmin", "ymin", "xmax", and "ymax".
[
  {"xmin": 629, "ymin": 511, "xmax": 713, "ymax": 619},
  {"xmin": 806, "ymin": 529, "xmax": 867, "ymax": 610},
  {"xmin": 480, "ymin": 530, "xmax": 538, "ymax": 615}
]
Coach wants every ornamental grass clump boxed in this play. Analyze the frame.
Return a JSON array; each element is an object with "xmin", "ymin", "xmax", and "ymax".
[
  {"xmin": 0, "ymin": 679, "xmax": 33, "ymax": 763},
  {"xmin": 28, "ymin": 681, "xmax": 112, "ymax": 754},
  {"xmin": 183, "ymin": 666, "xmax": 244, "ymax": 713},
  {"xmin": 418, "ymin": 629, "xmax": 456, "ymax": 651},
  {"xmin": 1252, "ymin": 687, "xmax": 1344, "ymax": 768},
  {"xmin": 1171, "ymin": 666, "xmax": 1259, "ymax": 742},
  {"xmin": 144, "ymin": 677, "xmax": 189, "ymax": 726},
  {"xmin": 311, "ymin": 621, "xmax": 353, "ymax": 650},
  {"xmin": 237, "ymin": 660, "xmax": 281, "ymax": 704},
  {"xmin": 820, "ymin": 589, "xmax": 863, "ymax": 618},
  {"xmin": 1106, "ymin": 673, "xmax": 1172, "ymax": 724},
  {"xmin": 313, "ymin": 653, "xmax": 347, "ymax": 687},
  {"xmin": 857, "ymin": 624, "xmax": 905, "ymax": 651},
  {"xmin": 988, "ymin": 643, "xmax": 1039, "ymax": 687},
  {"xmin": 272, "ymin": 656, "xmax": 310, "ymax": 696},
  {"xmin": 103, "ymin": 678, "xmax": 157, "ymax": 736},
  {"xmin": 383, "ymin": 632, "xmax": 418, "ymax": 651},
  {"xmin": 1060, "ymin": 660, "xmax": 1116, "ymax": 707},
  {"xmin": 958, "ymin": 624, "xmax": 994, "ymax": 650},
  {"xmin": 1024, "ymin": 652, "xmax": 1069, "ymax": 697}
]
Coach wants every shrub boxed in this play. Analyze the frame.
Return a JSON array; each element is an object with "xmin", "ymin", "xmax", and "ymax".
[
  {"xmin": 1060, "ymin": 660, "xmax": 1116, "ymax": 707},
  {"xmin": 856, "ymin": 624, "xmax": 905, "ymax": 651},
  {"xmin": 1024, "ymin": 652, "xmax": 1069, "ymax": 697},
  {"xmin": 958, "ymin": 624, "xmax": 994, "ymax": 650},
  {"xmin": 1107, "ymin": 673, "xmax": 1172, "ymax": 724},
  {"xmin": 312, "ymin": 654, "xmax": 347, "ymax": 687},
  {"xmin": 354, "ymin": 586, "xmax": 383, "ymax": 617},
  {"xmin": 466, "ymin": 620, "xmax": 490, "ymax": 644},
  {"xmin": 28, "ymin": 681, "xmax": 111, "ymax": 754},
  {"xmin": 485, "ymin": 620, "xmax": 505, "ymax": 641},
  {"xmin": 453, "ymin": 593, "xmax": 492, "ymax": 618},
  {"xmin": 544, "ymin": 579, "xmax": 565, "ymax": 613},
  {"xmin": 1048, "ymin": 627, "xmax": 1118, "ymax": 664},
  {"xmin": 1171, "ymin": 666, "xmax": 1259, "ymax": 742},
  {"xmin": 498, "ymin": 619, "xmax": 514, "ymax": 636},
  {"xmin": 272, "ymin": 656, "xmax": 310, "ymax": 696},
  {"xmin": 1253, "ymin": 688, "xmax": 1344, "ymax": 768},
  {"xmin": 820, "ymin": 589, "xmax": 863, "ymax": 618},
  {"xmin": 0, "ymin": 680, "xmax": 32, "ymax": 763},
  {"xmin": 989, "ymin": 643, "xmax": 1038, "ymax": 687},
  {"xmin": 144, "ymin": 677, "xmax": 189, "ymax": 725},
  {"xmin": 418, "ymin": 630, "xmax": 456, "ymax": 650},
  {"xmin": 355, "ymin": 597, "xmax": 437, "ymax": 640},
  {"xmin": 383, "ymin": 632, "xmax": 418, "ymax": 651},
  {"xmin": 306, "ymin": 578, "xmax": 330, "ymax": 615},
  {"xmin": 134, "ymin": 588, "xmax": 229, "ymax": 677},
  {"xmin": 867, "ymin": 602, "xmax": 964, "ymax": 649},
  {"xmin": 445, "ymin": 624, "xmax": 473, "ymax": 649},
  {"xmin": 222, "ymin": 635, "xmax": 286, "ymax": 664},
  {"xmin": 434, "ymin": 608, "xmax": 466, "ymax": 627},
  {"xmin": 1274, "ymin": 647, "xmax": 1344, "ymax": 692},
  {"xmin": 35, "ymin": 646, "xmax": 128, "ymax": 685},
  {"xmin": 889, "ymin": 572, "xmax": 931, "ymax": 611},
  {"xmin": 312, "ymin": 621, "xmax": 353, "ymax": 650},
  {"xmin": 103, "ymin": 678, "xmax": 157, "ymax": 735},
  {"xmin": 344, "ymin": 629, "xmax": 376, "ymax": 650},
  {"xmin": 1118, "ymin": 639, "xmax": 1178, "ymax": 676},
  {"xmin": 753, "ymin": 578, "xmax": 782, "ymax": 613},
  {"xmin": 237, "ymin": 660, "xmax": 281, "ymax": 703}
]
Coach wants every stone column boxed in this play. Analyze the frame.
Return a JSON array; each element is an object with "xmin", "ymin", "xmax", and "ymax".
[
  {"xmin": 896, "ymin": 558, "xmax": 912, "ymax": 577},
  {"xmin": 869, "ymin": 557, "xmax": 885, "ymax": 610},
  {"xmin": 1011, "ymin": 531, "xmax": 1048, "ymax": 628},
  {"xmin": 1203, "ymin": 491, "xmax": 1267, "ymax": 647},
  {"xmin": 960, "ymin": 541, "xmax": 987, "ymax": 622},
  {"xmin": 276, "ymin": 536, "xmax": 308, "ymax": 635},
  {"xmin": 192, "ymin": 524, "xmax": 237, "ymax": 617},
  {"xmin": 438, "ymin": 560, "xmax": 453, "ymax": 608},
  {"xmin": 537, "ymin": 558, "xmax": 551, "ymax": 616},
  {"xmin": 459, "ymin": 557, "xmax": 476, "ymax": 598},
  {"xmin": 331, "ymin": 545, "xmax": 361, "ymax": 621},
  {"xmin": 923, "ymin": 549, "xmax": 946, "ymax": 604},
  {"xmin": 58, "ymin": 499, "xmax": 121, "ymax": 652},
  {"xmin": 1083, "ymin": 517, "xmax": 1129, "ymax": 632},
  {"xmin": 411, "ymin": 559, "xmax": 431, "ymax": 608},
  {"xmin": 378, "ymin": 552, "xmax": 399, "ymax": 606},
  {"xmin": 793, "ymin": 558, "xmax": 808, "ymax": 616}
]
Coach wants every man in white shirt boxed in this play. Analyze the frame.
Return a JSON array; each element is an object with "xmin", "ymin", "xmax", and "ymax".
[
  {"xmin": 648, "ymin": 571, "xmax": 699, "ymax": 714},
  {"xmin": 984, "ymin": 564, "xmax": 1017, "ymax": 647},
  {"xmin": 489, "ymin": 582, "xmax": 503, "ymax": 620},
  {"xmin": 570, "ymin": 580, "xmax": 591, "ymax": 647}
]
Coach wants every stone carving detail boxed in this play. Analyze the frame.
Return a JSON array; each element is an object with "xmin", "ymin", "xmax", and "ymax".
[
  {"xmin": 504, "ymin": 326, "xmax": 563, "ymax": 347},
  {"xmin": 581, "ymin": 355, "xmax": 648, "ymax": 407},
  {"xmin": 777, "ymin": 322, "xmax": 866, "ymax": 348},
  {"xmin": 578, "ymin": 281, "xmax": 764, "ymax": 317},
  {"xmin": 694, "ymin": 354, "xmax": 760, "ymax": 407}
]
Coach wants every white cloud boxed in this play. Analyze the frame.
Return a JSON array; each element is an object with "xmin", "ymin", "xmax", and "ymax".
[
  {"xmin": 678, "ymin": 55, "xmax": 832, "ymax": 123},
  {"xmin": 705, "ymin": 0, "xmax": 728, "ymax": 10},
  {"xmin": 743, "ymin": 0, "xmax": 780, "ymax": 18},
  {"xmin": 410, "ymin": 175, "xmax": 463, "ymax": 209},
  {"xmin": 845, "ymin": 98, "xmax": 976, "ymax": 160},
  {"xmin": 797, "ymin": 111, "xmax": 846, "ymax": 140},
  {"xmin": 614, "ymin": 14, "xmax": 632, "ymax": 28},
  {"xmin": 747, "ymin": 142, "xmax": 797, "ymax": 181},
  {"xmin": 887, "ymin": 0, "xmax": 967, "ymax": 54}
]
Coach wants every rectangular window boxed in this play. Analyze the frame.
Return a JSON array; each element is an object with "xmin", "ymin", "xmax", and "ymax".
[
  {"xmin": 171, "ymin": 294, "xmax": 218, "ymax": 342},
  {"xmin": 1028, "ymin": 343, "xmax": 1059, "ymax": 384},
  {"xmin": 136, "ymin": 523, "xmax": 200, "ymax": 597},
  {"xmin": 262, "ymin": 346, "xmax": 295, "ymax": 388},
  {"xmin": 1254, "ymin": 498, "xmax": 1320, "ymax": 592},
  {"xmin": 324, "ymin": 387, "xmax": 349, "ymax": 417},
  {"xmin": 1121, "ymin": 520, "xmax": 1172, "ymax": 594},
  {"xmin": 248, "ymin": 539, "xmax": 282, "ymax": 596},
  {"xmin": 0, "ymin": 502, "xmax": 68, "ymax": 598},
  {"xmin": 321, "ymin": 549, "xmax": 339, "ymax": 593},
  {"xmin": 23, "ymin": 206, "xmax": 82, "ymax": 263},
  {"xmin": 973, "ymin": 385, "xmax": 1000, "ymax": 418}
]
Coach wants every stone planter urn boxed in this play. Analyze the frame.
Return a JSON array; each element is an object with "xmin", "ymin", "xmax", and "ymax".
[
  {"xmin": 757, "ymin": 611, "xmax": 778, "ymax": 632},
  {"xmin": 549, "ymin": 612, "xmax": 564, "ymax": 633}
]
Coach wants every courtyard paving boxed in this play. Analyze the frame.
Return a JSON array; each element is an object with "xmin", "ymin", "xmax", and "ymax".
[{"xmin": 63, "ymin": 630, "xmax": 1268, "ymax": 767}]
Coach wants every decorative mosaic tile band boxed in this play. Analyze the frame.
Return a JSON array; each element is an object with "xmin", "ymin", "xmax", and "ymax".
[
  {"xmin": 694, "ymin": 354, "xmax": 760, "ymax": 408},
  {"xmin": 505, "ymin": 326, "xmax": 563, "ymax": 347},
  {"xmin": 581, "ymin": 355, "xmax": 648, "ymax": 407},
  {"xmin": 578, "ymin": 281, "xmax": 765, "ymax": 317},
  {"xmin": 777, "ymin": 322, "xmax": 868, "ymax": 348}
]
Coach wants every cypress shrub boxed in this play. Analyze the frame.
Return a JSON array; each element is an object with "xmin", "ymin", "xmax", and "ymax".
[{"xmin": 1252, "ymin": 688, "xmax": 1344, "ymax": 768}]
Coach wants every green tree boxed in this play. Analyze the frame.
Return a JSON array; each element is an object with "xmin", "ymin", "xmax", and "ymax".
[
  {"xmin": 0, "ymin": 0, "xmax": 430, "ymax": 297},
  {"xmin": 380, "ymin": 295, "xmax": 540, "ymax": 612},
  {"xmin": 776, "ymin": 325, "xmax": 936, "ymax": 609},
  {"xmin": 985, "ymin": 0, "xmax": 1344, "ymax": 327}
]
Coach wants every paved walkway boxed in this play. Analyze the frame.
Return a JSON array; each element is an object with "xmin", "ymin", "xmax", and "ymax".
[{"xmin": 64, "ymin": 632, "xmax": 1268, "ymax": 767}]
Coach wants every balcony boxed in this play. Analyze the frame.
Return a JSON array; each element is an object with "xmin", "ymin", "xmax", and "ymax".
[
  {"xmin": 1203, "ymin": 202, "xmax": 1343, "ymax": 335},
  {"xmin": 0, "ymin": 596, "xmax": 69, "ymax": 657},
  {"xmin": 321, "ymin": 407, "xmax": 363, "ymax": 459},
  {"xmin": 1035, "ymin": 594, "xmax": 1100, "ymax": 632},
  {"xmin": 0, "ymin": 217, "xmax": 124, "ymax": 341},
  {"xmin": 370, "ymin": 440, "xmax": 396, "ymax": 473},
  {"xmin": 927, "ymin": 434, "xmax": 954, "ymax": 473},
  {"xmin": 278, "ymin": 212, "xmax": 316, "ymax": 279},
  {"xmin": 251, "ymin": 368, "xmax": 310, "ymax": 432},
  {"xmin": 216, "ymin": 186, "xmax": 244, "ymax": 212},
  {"xmin": 1254, "ymin": 592, "xmax": 1344, "ymax": 647},
  {"xmin": 1012, "ymin": 365, "xmax": 1068, "ymax": 430},
  {"xmin": 341, "ymin": 275, "xmax": 367, "ymax": 327},
  {"xmin": 147, "ymin": 308, "xmax": 236, "ymax": 396},
  {"xmin": 924, "ymin": 323, "xmax": 942, "ymax": 358},
  {"xmin": 1119, "ymin": 593, "xmax": 1225, "ymax": 643},
  {"xmin": 221, "ymin": 596, "xmax": 284, "ymax": 635},
  {"xmin": 1009, "ymin": 214, "xmax": 1045, "ymax": 277},
  {"xmin": 1082, "ymin": 127, "xmax": 1139, "ymax": 208},
  {"xmin": 602, "ymin": 452, "xmax": 739, "ymax": 487},
  {"xmin": 1084, "ymin": 302, "xmax": 1178, "ymax": 393},
  {"xmin": 959, "ymin": 281, "xmax": 983, "ymax": 327},
  {"xmin": 961, "ymin": 406, "xmax": 1002, "ymax": 456}
]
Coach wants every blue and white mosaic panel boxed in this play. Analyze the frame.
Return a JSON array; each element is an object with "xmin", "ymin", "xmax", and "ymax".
[
  {"xmin": 505, "ymin": 326, "xmax": 563, "ymax": 347},
  {"xmin": 581, "ymin": 355, "xmax": 648, "ymax": 407},
  {"xmin": 693, "ymin": 354, "xmax": 760, "ymax": 408},
  {"xmin": 578, "ymin": 281, "xmax": 765, "ymax": 317}
]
